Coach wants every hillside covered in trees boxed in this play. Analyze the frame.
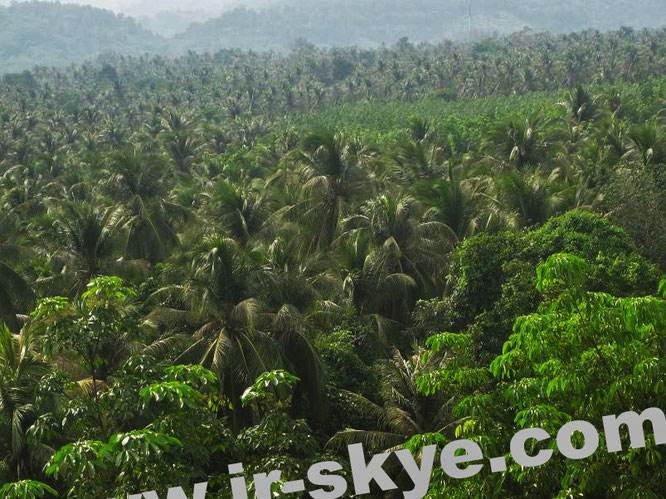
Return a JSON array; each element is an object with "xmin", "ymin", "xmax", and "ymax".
[
  {"xmin": 1, "ymin": 0, "xmax": 666, "ymax": 72},
  {"xmin": 0, "ymin": 1, "xmax": 165, "ymax": 73},
  {"xmin": 177, "ymin": 0, "xmax": 666, "ymax": 51},
  {"xmin": 0, "ymin": 20, "xmax": 665, "ymax": 499}
]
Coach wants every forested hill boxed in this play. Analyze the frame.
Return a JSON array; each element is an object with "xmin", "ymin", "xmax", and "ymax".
[
  {"xmin": 177, "ymin": 0, "xmax": 666, "ymax": 51},
  {"xmin": 0, "ymin": 1, "xmax": 165, "ymax": 73},
  {"xmin": 1, "ymin": 0, "xmax": 666, "ymax": 73}
]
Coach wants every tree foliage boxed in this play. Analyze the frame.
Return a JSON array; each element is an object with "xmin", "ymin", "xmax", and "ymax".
[{"xmin": 0, "ymin": 19, "xmax": 663, "ymax": 498}]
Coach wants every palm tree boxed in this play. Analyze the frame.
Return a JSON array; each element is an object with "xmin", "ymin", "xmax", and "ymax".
[
  {"xmin": 0, "ymin": 323, "xmax": 50, "ymax": 480},
  {"xmin": 0, "ymin": 213, "xmax": 34, "ymax": 332},
  {"xmin": 482, "ymin": 115, "xmax": 547, "ymax": 169},
  {"xmin": 0, "ymin": 165, "xmax": 49, "ymax": 216},
  {"xmin": 493, "ymin": 169, "xmax": 562, "ymax": 229},
  {"xmin": 49, "ymin": 202, "xmax": 146, "ymax": 294},
  {"xmin": 335, "ymin": 230, "xmax": 416, "ymax": 333},
  {"xmin": 405, "ymin": 116, "xmax": 435, "ymax": 143},
  {"xmin": 327, "ymin": 348, "xmax": 457, "ymax": 481},
  {"xmin": 148, "ymin": 236, "xmax": 281, "ymax": 431},
  {"xmin": 101, "ymin": 148, "xmax": 188, "ymax": 264},
  {"xmin": 343, "ymin": 193, "xmax": 446, "ymax": 296},
  {"xmin": 626, "ymin": 122, "xmax": 665, "ymax": 166},
  {"xmin": 392, "ymin": 138, "xmax": 447, "ymax": 181},
  {"xmin": 164, "ymin": 132, "xmax": 199, "ymax": 174},
  {"xmin": 204, "ymin": 180, "xmax": 270, "ymax": 246},
  {"xmin": 562, "ymin": 84, "xmax": 600, "ymax": 124},
  {"xmin": 412, "ymin": 164, "xmax": 488, "ymax": 245},
  {"xmin": 285, "ymin": 130, "xmax": 374, "ymax": 253},
  {"xmin": 602, "ymin": 121, "xmax": 629, "ymax": 167},
  {"xmin": 259, "ymin": 237, "xmax": 332, "ymax": 421}
]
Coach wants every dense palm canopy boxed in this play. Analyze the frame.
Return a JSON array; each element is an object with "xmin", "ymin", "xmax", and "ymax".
[{"xmin": 0, "ymin": 24, "xmax": 663, "ymax": 498}]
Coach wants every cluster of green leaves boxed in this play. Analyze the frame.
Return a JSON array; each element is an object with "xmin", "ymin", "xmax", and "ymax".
[
  {"xmin": 241, "ymin": 370, "xmax": 300, "ymax": 408},
  {"xmin": 0, "ymin": 480, "xmax": 56, "ymax": 499},
  {"xmin": 415, "ymin": 252, "xmax": 666, "ymax": 497}
]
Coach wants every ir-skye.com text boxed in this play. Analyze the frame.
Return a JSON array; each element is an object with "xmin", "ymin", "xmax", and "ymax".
[{"xmin": 127, "ymin": 407, "xmax": 666, "ymax": 499}]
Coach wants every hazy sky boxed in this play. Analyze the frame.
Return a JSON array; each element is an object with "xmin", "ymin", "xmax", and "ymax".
[{"xmin": 0, "ymin": 0, "xmax": 276, "ymax": 16}]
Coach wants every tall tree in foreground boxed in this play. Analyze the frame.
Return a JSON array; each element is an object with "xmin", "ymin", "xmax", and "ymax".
[
  {"xmin": 0, "ymin": 324, "xmax": 49, "ymax": 481},
  {"xmin": 417, "ymin": 254, "xmax": 666, "ymax": 497},
  {"xmin": 30, "ymin": 276, "xmax": 139, "ymax": 434}
]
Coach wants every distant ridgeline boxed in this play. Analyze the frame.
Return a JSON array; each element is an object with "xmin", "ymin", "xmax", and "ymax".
[
  {"xmin": 0, "ymin": 0, "xmax": 665, "ymax": 73},
  {"xmin": 175, "ymin": 0, "xmax": 666, "ymax": 51},
  {"xmin": 0, "ymin": 1, "xmax": 165, "ymax": 73}
]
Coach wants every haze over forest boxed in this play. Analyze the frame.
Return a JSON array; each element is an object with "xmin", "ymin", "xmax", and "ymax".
[
  {"xmin": 0, "ymin": 0, "xmax": 665, "ymax": 498},
  {"xmin": 0, "ymin": 0, "xmax": 664, "ymax": 72}
]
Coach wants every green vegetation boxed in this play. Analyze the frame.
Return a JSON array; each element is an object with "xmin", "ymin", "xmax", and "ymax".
[
  {"xmin": 0, "ymin": 2, "xmax": 164, "ymax": 73},
  {"xmin": 0, "ymin": 22, "xmax": 664, "ymax": 498}
]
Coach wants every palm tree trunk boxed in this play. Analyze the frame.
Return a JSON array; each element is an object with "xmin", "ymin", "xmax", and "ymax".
[{"xmin": 468, "ymin": 0, "xmax": 473, "ymax": 42}]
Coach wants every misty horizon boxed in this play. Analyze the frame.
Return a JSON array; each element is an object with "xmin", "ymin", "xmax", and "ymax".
[
  {"xmin": 0, "ymin": 0, "xmax": 664, "ymax": 73},
  {"xmin": 0, "ymin": 0, "xmax": 274, "ymax": 17}
]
